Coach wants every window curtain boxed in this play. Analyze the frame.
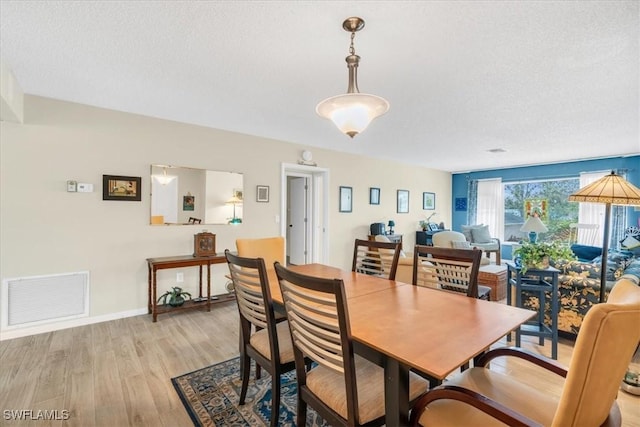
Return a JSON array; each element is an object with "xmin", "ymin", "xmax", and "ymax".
[
  {"xmin": 611, "ymin": 169, "xmax": 628, "ymax": 249},
  {"xmin": 578, "ymin": 171, "xmax": 607, "ymax": 245},
  {"xmin": 467, "ymin": 179, "xmax": 478, "ymax": 225},
  {"xmin": 476, "ymin": 178, "xmax": 504, "ymax": 240}
]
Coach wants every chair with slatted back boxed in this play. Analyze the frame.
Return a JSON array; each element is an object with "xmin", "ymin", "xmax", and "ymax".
[
  {"xmin": 188, "ymin": 217, "xmax": 201, "ymax": 224},
  {"xmin": 569, "ymin": 223, "xmax": 599, "ymax": 246},
  {"xmin": 412, "ymin": 245, "xmax": 490, "ymax": 300},
  {"xmin": 225, "ymin": 250, "xmax": 295, "ymax": 427},
  {"xmin": 410, "ymin": 276, "xmax": 640, "ymax": 427},
  {"xmin": 274, "ymin": 262, "xmax": 428, "ymax": 427},
  {"xmin": 352, "ymin": 238, "xmax": 401, "ymax": 280}
]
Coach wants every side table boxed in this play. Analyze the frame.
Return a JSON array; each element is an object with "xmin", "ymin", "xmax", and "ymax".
[{"xmin": 506, "ymin": 261, "xmax": 559, "ymax": 359}]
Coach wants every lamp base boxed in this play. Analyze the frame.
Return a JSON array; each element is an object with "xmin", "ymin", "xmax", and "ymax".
[{"xmin": 529, "ymin": 231, "xmax": 538, "ymax": 243}]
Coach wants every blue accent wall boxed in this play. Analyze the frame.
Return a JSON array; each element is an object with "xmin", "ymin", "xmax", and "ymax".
[{"xmin": 452, "ymin": 156, "xmax": 640, "ymax": 259}]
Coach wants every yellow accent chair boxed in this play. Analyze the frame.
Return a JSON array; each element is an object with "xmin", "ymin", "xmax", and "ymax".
[{"xmin": 236, "ymin": 236, "xmax": 285, "ymax": 271}]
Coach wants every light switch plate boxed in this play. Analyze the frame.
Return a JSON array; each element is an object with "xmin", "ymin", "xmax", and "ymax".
[{"xmin": 67, "ymin": 180, "xmax": 77, "ymax": 192}]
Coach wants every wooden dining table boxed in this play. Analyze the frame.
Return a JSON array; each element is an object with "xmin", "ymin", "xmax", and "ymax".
[{"xmin": 267, "ymin": 263, "xmax": 535, "ymax": 426}]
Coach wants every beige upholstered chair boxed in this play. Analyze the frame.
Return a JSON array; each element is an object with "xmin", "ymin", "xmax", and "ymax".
[
  {"xmin": 374, "ymin": 234, "xmax": 414, "ymax": 283},
  {"xmin": 274, "ymin": 262, "xmax": 428, "ymax": 427},
  {"xmin": 461, "ymin": 225, "xmax": 502, "ymax": 265},
  {"xmin": 352, "ymin": 238, "xmax": 401, "ymax": 280},
  {"xmin": 236, "ymin": 236, "xmax": 285, "ymax": 270},
  {"xmin": 432, "ymin": 231, "xmax": 491, "ymax": 266},
  {"xmin": 225, "ymin": 251, "xmax": 295, "ymax": 427},
  {"xmin": 410, "ymin": 276, "xmax": 640, "ymax": 427}
]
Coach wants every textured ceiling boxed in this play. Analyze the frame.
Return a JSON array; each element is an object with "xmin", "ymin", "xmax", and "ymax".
[{"xmin": 1, "ymin": 0, "xmax": 638, "ymax": 172}]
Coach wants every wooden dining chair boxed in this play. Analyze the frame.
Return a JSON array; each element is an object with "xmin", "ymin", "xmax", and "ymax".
[
  {"xmin": 188, "ymin": 216, "xmax": 201, "ymax": 224},
  {"xmin": 224, "ymin": 250, "xmax": 295, "ymax": 427},
  {"xmin": 410, "ymin": 276, "xmax": 640, "ymax": 427},
  {"xmin": 352, "ymin": 238, "xmax": 401, "ymax": 280},
  {"xmin": 412, "ymin": 245, "xmax": 490, "ymax": 300},
  {"xmin": 274, "ymin": 262, "xmax": 428, "ymax": 427}
]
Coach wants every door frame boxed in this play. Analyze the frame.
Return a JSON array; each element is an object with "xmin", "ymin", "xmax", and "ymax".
[{"xmin": 281, "ymin": 163, "xmax": 329, "ymax": 264}]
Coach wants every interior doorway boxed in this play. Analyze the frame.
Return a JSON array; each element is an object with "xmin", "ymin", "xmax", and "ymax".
[{"xmin": 281, "ymin": 163, "xmax": 329, "ymax": 265}]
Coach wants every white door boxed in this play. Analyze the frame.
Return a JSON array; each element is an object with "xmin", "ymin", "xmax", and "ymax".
[
  {"xmin": 288, "ymin": 176, "xmax": 307, "ymax": 265},
  {"xmin": 281, "ymin": 163, "xmax": 329, "ymax": 264}
]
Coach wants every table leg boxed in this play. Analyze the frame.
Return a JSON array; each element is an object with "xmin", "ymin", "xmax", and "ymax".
[
  {"xmin": 152, "ymin": 268, "xmax": 158, "ymax": 322},
  {"xmin": 147, "ymin": 264, "xmax": 152, "ymax": 314},
  {"xmin": 506, "ymin": 269, "xmax": 512, "ymax": 343},
  {"xmin": 384, "ymin": 357, "xmax": 410, "ymax": 426},
  {"xmin": 198, "ymin": 265, "xmax": 203, "ymax": 299},
  {"xmin": 207, "ymin": 262, "xmax": 211, "ymax": 312}
]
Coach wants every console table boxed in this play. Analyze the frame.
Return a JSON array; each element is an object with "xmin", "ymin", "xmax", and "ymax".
[
  {"xmin": 147, "ymin": 254, "xmax": 234, "ymax": 322},
  {"xmin": 506, "ymin": 261, "xmax": 559, "ymax": 359}
]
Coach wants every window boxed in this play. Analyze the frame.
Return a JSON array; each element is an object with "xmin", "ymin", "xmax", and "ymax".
[{"xmin": 503, "ymin": 178, "xmax": 580, "ymax": 243}]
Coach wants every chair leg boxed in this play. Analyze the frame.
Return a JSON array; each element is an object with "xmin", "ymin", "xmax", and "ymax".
[
  {"xmin": 297, "ymin": 396, "xmax": 307, "ymax": 427},
  {"xmin": 239, "ymin": 354, "xmax": 251, "ymax": 405},
  {"xmin": 270, "ymin": 372, "xmax": 281, "ymax": 427},
  {"xmin": 256, "ymin": 363, "xmax": 262, "ymax": 380}
]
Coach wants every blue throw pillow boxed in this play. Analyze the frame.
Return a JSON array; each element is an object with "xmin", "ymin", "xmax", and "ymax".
[{"xmin": 570, "ymin": 244, "xmax": 603, "ymax": 262}]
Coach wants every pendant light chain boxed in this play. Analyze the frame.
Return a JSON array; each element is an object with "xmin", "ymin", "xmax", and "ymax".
[{"xmin": 349, "ymin": 31, "xmax": 356, "ymax": 56}]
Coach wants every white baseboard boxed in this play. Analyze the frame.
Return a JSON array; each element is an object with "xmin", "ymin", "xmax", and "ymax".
[{"xmin": 0, "ymin": 307, "xmax": 148, "ymax": 341}]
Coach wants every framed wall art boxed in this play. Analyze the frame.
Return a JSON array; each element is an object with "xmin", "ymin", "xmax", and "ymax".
[
  {"xmin": 339, "ymin": 186, "xmax": 353, "ymax": 213},
  {"xmin": 423, "ymin": 192, "xmax": 435, "ymax": 210},
  {"xmin": 102, "ymin": 175, "xmax": 142, "ymax": 201},
  {"xmin": 183, "ymin": 195, "xmax": 195, "ymax": 211},
  {"xmin": 369, "ymin": 187, "xmax": 380, "ymax": 205},
  {"xmin": 256, "ymin": 185, "xmax": 269, "ymax": 202},
  {"xmin": 397, "ymin": 190, "xmax": 409, "ymax": 213}
]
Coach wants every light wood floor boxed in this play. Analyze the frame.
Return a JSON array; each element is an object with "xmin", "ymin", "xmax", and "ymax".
[{"xmin": 1, "ymin": 302, "xmax": 638, "ymax": 426}]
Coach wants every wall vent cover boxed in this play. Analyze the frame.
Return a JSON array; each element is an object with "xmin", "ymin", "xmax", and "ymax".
[{"xmin": 1, "ymin": 271, "xmax": 90, "ymax": 329}]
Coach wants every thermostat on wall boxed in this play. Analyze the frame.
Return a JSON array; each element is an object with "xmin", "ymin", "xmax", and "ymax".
[{"xmin": 77, "ymin": 183, "xmax": 94, "ymax": 192}]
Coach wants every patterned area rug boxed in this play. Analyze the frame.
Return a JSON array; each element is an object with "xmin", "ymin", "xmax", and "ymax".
[{"xmin": 172, "ymin": 357, "xmax": 329, "ymax": 426}]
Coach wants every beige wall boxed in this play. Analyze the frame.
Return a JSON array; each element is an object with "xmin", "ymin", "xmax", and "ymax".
[{"xmin": 0, "ymin": 95, "xmax": 451, "ymax": 338}]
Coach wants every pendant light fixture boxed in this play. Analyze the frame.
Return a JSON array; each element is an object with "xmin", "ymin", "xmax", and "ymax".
[{"xmin": 316, "ymin": 17, "xmax": 389, "ymax": 138}]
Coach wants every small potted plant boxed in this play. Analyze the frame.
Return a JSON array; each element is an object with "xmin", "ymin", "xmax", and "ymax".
[
  {"xmin": 514, "ymin": 241, "xmax": 575, "ymax": 274},
  {"xmin": 158, "ymin": 286, "xmax": 192, "ymax": 307}
]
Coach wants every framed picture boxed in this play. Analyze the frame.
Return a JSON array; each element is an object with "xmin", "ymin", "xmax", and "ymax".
[
  {"xmin": 423, "ymin": 192, "xmax": 435, "ymax": 210},
  {"xmin": 102, "ymin": 175, "xmax": 142, "ymax": 201},
  {"xmin": 397, "ymin": 190, "xmax": 409, "ymax": 213},
  {"xmin": 369, "ymin": 187, "xmax": 380, "ymax": 205},
  {"xmin": 339, "ymin": 186, "xmax": 352, "ymax": 213},
  {"xmin": 183, "ymin": 195, "xmax": 195, "ymax": 211},
  {"xmin": 455, "ymin": 197, "xmax": 467, "ymax": 212},
  {"xmin": 256, "ymin": 185, "xmax": 269, "ymax": 202}
]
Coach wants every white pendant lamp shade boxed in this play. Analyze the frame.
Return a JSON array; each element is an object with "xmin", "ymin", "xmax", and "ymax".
[
  {"xmin": 317, "ymin": 17, "xmax": 388, "ymax": 138},
  {"xmin": 316, "ymin": 93, "xmax": 389, "ymax": 138}
]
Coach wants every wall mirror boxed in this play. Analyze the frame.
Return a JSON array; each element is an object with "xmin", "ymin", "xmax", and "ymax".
[{"xmin": 150, "ymin": 165, "xmax": 243, "ymax": 225}]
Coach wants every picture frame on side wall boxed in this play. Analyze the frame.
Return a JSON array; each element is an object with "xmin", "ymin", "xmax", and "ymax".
[
  {"xmin": 369, "ymin": 187, "xmax": 380, "ymax": 205},
  {"xmin": 339, "ymin": 186, "xmax": 353, "ymax": 213},
  {"xmin": 103, "ymin": 175, "xmax": 142, "ymax": 201},
  {"xmin": 397, "ymin": 190, "xmax": 409, "ymax": 213},
  {"xmin": 423, "ymin": 192, "xmax": 435, "ymax": 210},
  {"xmin": 256, "ymin": 185, "xmax": 269, "ymax": 202}
]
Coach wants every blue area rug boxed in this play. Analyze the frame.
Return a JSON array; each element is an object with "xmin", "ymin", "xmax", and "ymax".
[{"xmin": 172, "ymin": 357, "xmax": 329, "ymax": 426}]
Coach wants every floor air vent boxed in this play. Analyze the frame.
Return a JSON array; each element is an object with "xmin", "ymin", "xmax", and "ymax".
[{"xmin": 2, "ymin": 271, "xmax": 89, "ymax": 329}]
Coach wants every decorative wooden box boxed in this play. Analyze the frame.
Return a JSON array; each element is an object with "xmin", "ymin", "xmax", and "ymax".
[
  {"xmin": 194, "ymin": 232, "xmax": 216, "ymax": 257},
  {"xmin": 478, "ymin": 265, "xmax": 507, "ymax": 301}
]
